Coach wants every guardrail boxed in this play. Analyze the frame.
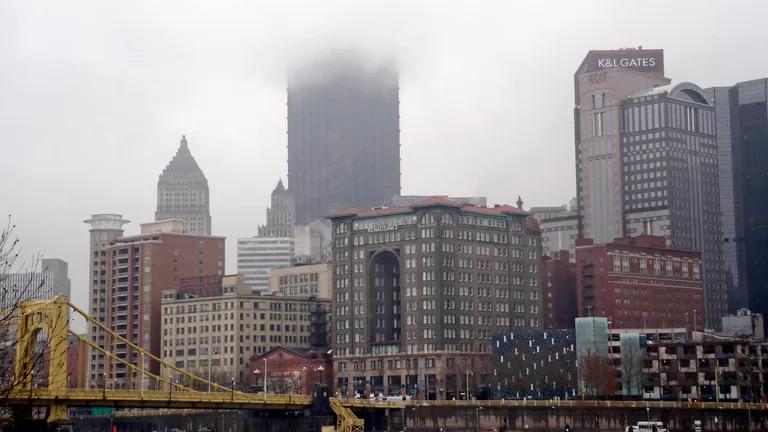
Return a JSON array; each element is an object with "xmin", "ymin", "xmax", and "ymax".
[{"xmin": 339, "ymin": 398, "xmax": 768, "ymax": 411}]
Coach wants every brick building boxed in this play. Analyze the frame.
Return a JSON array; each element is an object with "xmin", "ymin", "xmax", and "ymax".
[
  {"xmin": 328, "ymin": 196, "xmax": 543, "ymax": 399},
  {"xmin": 248, "ymin": 347, "xmax": 333, "ymax": 395},
  {"xmin": 542, "ymin": 250, "xmax": 577, "ymax": 329},
  {"xmin": 575, "ymin": 236, "xmax": 704, "ymax": 330},
  {"xmin": 67, "ymin": 335, "xmax": 89, "ymax": 389},
  {"xmin": 100, "ymin": 219, "xmax": 225, "ymax": 389}
]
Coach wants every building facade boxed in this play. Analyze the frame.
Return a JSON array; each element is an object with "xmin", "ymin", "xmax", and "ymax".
[
  {"xmin": 705, "ymin": 79, "xmax": 768, "ymax": 322},
  {"xmin": 722, "ymin": 309, "xmax": 764, "ymax": 340},
  {"xmin": 258, "ymin": 179, "xmax": 295, "ymax": 238},
  {"xmin": 329, "ymin": 197, "xmax": 543, "ymax": 399},
  {"xmin": 155, "ymin": 135, "xmax": 211, "ymax": 235},
  {"xmin": 575, "ymin": 236, "xmax": 705, "ymax": 331},
  {"xmin": 248, "ymin": 347, "xmax": 333, "ymax": 395},
  {"xmin": 84, "ymin": 213, "xmax": 128, "ymax": 388},
  {"xmin": 101, "ymin": 220, "xmax": 225, "ymax": 389},
  {"xmin": 542, "ymin": 250, "xmax": 577, "ymax": 330},
  {"xmin": 493, "ymin": 329, "xmax": 577, "ymax": 400},
  {"xmin": 161, "ymin": 275, "xmax": 330, "ymax": 386},
  {"xmin": 575, "ymin": 49, "xmax": 726, "ymax": 328},
  {"xmin": 269, "ymin": 262, "xmax": 332, "ymax": 299},
  {"xmin": 68, "ymin": 334, "xmax": 89, "ymax": 389},
  {"xmin": 393, "ymin": 195, "xmax": 488, "ymax": 207},
  {"xmin": 620, "ymin": 83, "xmax": 725, "ymax": 327},
  {"xmin": 237, "ymin": 237, "xmax": 293, "ymax": 293},
  {"xmin": 575, "ymin": 48, "xmax": 669, "ymax": 244},
  {"xmin": 0, "ymin": 258, "xmax": 70, "ymax": 310},
  {"xmin": 288, "ymin": 53, "xmax": 400, "ymax": 224},
  {"xmin": 530, "ymin": 201, "xmax": 579, "ymax": 261},
  {"xmin": 576, "ymin": 320, "xmax": 768, "ymax": 401}
]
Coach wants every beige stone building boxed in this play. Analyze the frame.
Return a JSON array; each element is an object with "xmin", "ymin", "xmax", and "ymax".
[
  {"xmin": 161, "ymin": 274, "xmax": 330, "ymax": 387},
  {"xmin": 268, "ymin": 263, "xmax": 332, "ymax": 300}
]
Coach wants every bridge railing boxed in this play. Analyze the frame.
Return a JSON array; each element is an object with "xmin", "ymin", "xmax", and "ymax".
[
  {"xmin": 5, "ymin": 388, "xmax": 313, "ymax": 406},
  {"xmin": 337, "ymin": 398, "xmax": 768, "ymax": 411}
]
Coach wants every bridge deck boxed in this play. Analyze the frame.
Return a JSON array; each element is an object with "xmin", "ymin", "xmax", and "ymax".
[
  {"xmin": 4, "ymin": 389, "xmax": 312, "ymax": 410},
  {"xmin": 8, "ymin": 390, "xmax": 768, "ymax": 413},
  {"xmin": 339, "ymin": 398, "xmax": 768, "ymax": 411}
]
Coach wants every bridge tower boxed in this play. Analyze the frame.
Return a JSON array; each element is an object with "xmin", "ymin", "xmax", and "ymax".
[{"xmin": 13, "ymin": 295, "xmax": 70, "ymax": 422}]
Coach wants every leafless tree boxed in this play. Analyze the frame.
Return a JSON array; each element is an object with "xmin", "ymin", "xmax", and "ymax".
[
  {"xmin": 0, "ymin": 216, "xmax": 67, "ymax": 410},
  {"xmin": 578, "ymin": 351, "xmax": 617, "ymax": 398},
  {"xmin": 620, "ymin": 341, "xmax": 644, "ymax": 397}
]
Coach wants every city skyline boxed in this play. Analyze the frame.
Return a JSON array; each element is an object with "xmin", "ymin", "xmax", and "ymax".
[{"xmin": 3, "ymin": 1, "xmax": 768, "ymax": 331}]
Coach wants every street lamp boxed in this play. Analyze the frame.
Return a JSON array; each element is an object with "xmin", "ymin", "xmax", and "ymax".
[
  {"xmin": 263, "ymin": 358, "xmax": 268, "ymax": 398},
  {"xmin": 102, "ymin": 372, "xmax": 106, "ymax": 399},
  {"xmin": 208, "ymin": 347, "xmax": 218, "ymax": 392},
  {"xmin": 476, "ymin": 407, "xmax": 483, "ymax": 432},
  {"xmin": 465, "ymin": 370, "xmax": 473, "ymax": 400},
  {"xmin": 693, "ymin": 309, "xmax": 698, "ymax": 332},
  {"xmin": 315, "ymin": 364, "xmax": 326, "ymax": 384},
  {"xmin": 231, "ymin": 377, "xmax": 235, "ymax": 402},
  {"xmin": 253, "ymin": 368, "xmax": 260, "ymax": 392}
]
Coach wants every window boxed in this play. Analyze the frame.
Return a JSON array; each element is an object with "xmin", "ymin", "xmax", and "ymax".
[{"xmin": 593, "ymin": 112, "xmax": 605, "ymax": 137}]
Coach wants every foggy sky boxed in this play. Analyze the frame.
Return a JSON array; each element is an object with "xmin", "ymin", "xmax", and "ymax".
[{"xmin": 2, "ymin": 0, "xmax": 767, "ymax": 331}]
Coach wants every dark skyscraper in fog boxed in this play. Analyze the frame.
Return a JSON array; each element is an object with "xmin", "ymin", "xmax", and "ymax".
[
  {"xmin": 287, "ymin": 54, "xmax": 400, "ymax": 224},
  {"xmin": 706, "ymin": 79, "xmax": 768, "ymax": 321}
]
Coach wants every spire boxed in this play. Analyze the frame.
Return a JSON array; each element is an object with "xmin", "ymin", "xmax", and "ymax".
[
  {"xmin": 180, "ymin": 134, "xmax": 188, "ymax": 150},
  {"xmin": 516, "ymin": 195, "xmax": 524, "ymax": 210},
  {"xmin": 275, "ymin": 178, "xmax": 285, "ymax": 192}
]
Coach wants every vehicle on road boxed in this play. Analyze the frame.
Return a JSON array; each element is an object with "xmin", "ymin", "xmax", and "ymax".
[{"xmin": 626, "ymin": 421, "xmax": 668, "ymax": 432}]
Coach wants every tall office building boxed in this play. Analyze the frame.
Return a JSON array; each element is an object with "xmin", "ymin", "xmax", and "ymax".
[
  {"xmin": 84, "ymin": 213, "xmax": 128, "ymax": 388},
  {"xmin": 257, "ymin": 179, "xmax": 295, "ymax": 238},
  {"xmin": 288, "ymin": 54, "xmax": 400, "ymax": 223},
  {"xmin": 328, "ymin": 197, "xmax": 543, "ymax": 399},
  {"xmin": 621, "ymin": 83, "xmax": 725, "ymax": 326},
  {"xmin": 705, "ymin": 79, "xmax": 768, "ymax": 320},
  {"xmin": 574, "ymin": 48, "xmax": 669, "ymax": 243},
  {"xmin": 0, "ymin": 258, "xmax": 70, "ymax": 310},
  {"xmin": 575, "ymin": 49, "xmax": 726, "ymax": 328},
  {"xmin": 155, "ymin": 135, "xmax": 211, "ymax": 235},
  {"xmin": 237, "ymin": 237, "xmax": 293, "ymax": 293}
]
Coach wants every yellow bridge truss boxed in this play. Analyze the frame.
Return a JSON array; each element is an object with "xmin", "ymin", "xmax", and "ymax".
[
  {"xmin": 2, "ymin": 295, "xmax": 313, "ymax": 424},
  {"xmin": 9, "ymin": 295, "xmax": 766, "ymax": 430}
]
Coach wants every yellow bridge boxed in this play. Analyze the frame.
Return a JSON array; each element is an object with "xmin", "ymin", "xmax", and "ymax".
[{"xmin": 4, "ymin": 296, "xmax": 768, "ymax": 432}]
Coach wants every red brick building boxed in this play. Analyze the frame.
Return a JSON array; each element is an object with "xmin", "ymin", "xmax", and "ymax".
[
  {"xmin": 575, "ymin": 236, "xmax": 704, "ymax": 330},
  {"xmin": 249, "ymin": 347, "xmax": 333, "ymax": 395},
  {"xmin": 67, "ymin": 335, "xmax": 89, "ymax": 388},
  {"xmin": 101, "ymin": 220, "xmax": 225, "ymax": 388},
  {"xmin": 542, "ymin": 250, "xmax": 577, "ymax": 329}
]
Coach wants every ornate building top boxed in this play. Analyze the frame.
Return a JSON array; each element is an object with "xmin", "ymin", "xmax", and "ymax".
[{"xmin": 156, "ymin": 135, "xmax": 211, "ymax": 235}]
